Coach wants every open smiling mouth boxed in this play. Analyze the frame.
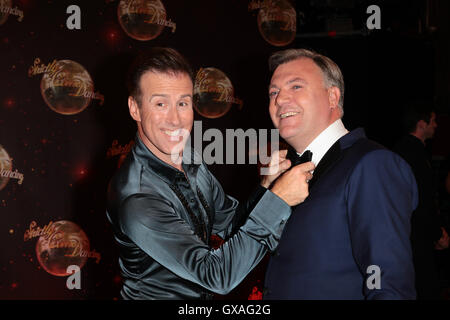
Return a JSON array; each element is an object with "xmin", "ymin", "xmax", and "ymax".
[
  {"xmin": 280, "ymin": 112, "xmax": 299, "ymax": 119},
  {"xmin": 163, "ymin": 129, "xmax": 182, "ymax": 137}
]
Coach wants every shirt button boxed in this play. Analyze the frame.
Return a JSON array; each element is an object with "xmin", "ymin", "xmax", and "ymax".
[{"xmin": 190, "ymin": 199, "xmax": 195, "ymax": 203}]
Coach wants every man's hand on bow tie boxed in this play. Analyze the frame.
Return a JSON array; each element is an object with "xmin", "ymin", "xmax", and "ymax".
[
  {"xmin": 260, "ymin": 149, "xmax": 292, "ymax": 188},
  {"xmin": 270, "ymin": 161, "xmax": 315, "ymax": 207}
]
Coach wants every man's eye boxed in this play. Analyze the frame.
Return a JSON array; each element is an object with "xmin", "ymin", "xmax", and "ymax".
[
  {"xmin": 292, "ymin": 85, "xmax": 302, "ymax": 90},
  {"xmin": 156, "ymin": 102, "xmax": 165, "ymax": 107},
  {"xmin": 178, "ymin": 102, "xmax": 189, "ymax": 107},
  {"xmin": 269, "ymin": 91, "xmax": 278, "ymax": 97}
]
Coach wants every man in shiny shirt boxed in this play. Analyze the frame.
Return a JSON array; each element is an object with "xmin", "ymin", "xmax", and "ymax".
[{"xmin": 106, "ymin": 48, "xmax": 314, "ymax": 299}]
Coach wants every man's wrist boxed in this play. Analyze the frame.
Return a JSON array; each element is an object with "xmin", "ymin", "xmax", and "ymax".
[{"xmin": 269, "ymin": 185, "xmax": 286, "ymax": 204}]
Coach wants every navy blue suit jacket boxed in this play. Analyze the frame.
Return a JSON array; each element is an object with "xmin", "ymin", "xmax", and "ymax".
[{"xmin": 264, "ymin": 128, "xmax": 418, "ymax": 300}]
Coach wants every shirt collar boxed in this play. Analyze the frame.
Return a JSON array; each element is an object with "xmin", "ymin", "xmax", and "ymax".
[
  {"xmin": 133, "ymin": 133, "xmax": 202, "ymax": 184},
  {"xmin": 299, "ymin": 119, "xmax": 349, "ymax": 166}
]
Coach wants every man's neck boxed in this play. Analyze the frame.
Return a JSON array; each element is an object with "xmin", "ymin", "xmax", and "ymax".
[
  {"xmin": 410, "ymin": 132, "xmax": 426, "ymax": 145},
  {"xmin": 289, "ymin": 136, "xmax": 314, "ymax": 156},
  {"xmin": 291, "ymin": 113, "xmax": 342, "ymax": 154},
  {"xmin": 138, "ymin": 131, "xmax": 185, "ymax": 172},
  {"xmin": 291, "ymin": 119, "xmax": 349, "ymax": 166}
]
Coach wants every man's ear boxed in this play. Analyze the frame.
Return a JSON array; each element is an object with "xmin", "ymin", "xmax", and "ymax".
[
  {"xmin": 328, "ymin": 86, "xmax": 341, "ymax": 110},
  {"xmin": 128, "ymin": 96, "xmax": 141, "ymax": 122}
]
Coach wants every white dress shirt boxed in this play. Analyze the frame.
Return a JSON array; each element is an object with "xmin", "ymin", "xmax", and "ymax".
[{"xmin": 298, "ymin": 119, "xmax": 349, "ymax": 167}]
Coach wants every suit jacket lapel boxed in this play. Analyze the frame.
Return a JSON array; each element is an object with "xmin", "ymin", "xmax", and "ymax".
[{"xmin": 308, "ymin": 140, "xmax": 342, "ymax": 190}]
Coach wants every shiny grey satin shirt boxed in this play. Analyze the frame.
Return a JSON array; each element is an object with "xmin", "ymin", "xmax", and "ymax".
[{"xmin": 106, "ymin": 134, "xmax": 291, "ymax": 299}]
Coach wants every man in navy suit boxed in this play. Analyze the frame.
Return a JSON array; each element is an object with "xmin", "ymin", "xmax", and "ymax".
[{"xmin": 262, "ymin": 49, "xmax": 418, "ymax": 299}]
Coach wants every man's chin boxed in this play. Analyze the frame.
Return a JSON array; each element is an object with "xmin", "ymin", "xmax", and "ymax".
[
  {"xmin": 162, "ymin": 144, "xmax": 185, "ymax": 156},
  {"xmin": 279, "ymin": 127, "xmax": 301, "ymax": 142}
]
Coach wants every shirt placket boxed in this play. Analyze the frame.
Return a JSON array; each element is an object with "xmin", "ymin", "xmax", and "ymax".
[{"xmin": 175, "ymin": 172, "xmax": 209, "ymax": 244}]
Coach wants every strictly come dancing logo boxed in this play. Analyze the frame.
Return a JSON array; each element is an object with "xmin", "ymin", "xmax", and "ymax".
[
  {"xmin": 106, "ymin": 139, "xmax": 135, "ymax": 168},
  {"xmin": 118, "ymin": 0, "xmax": 176, "ymax": 41},
  {"xmin": 194, "ymin": 67, "xmax": 243, "ymax": 119},
  {"xmin": 249, "ymin": 0, "xmax": 296, "ymax": 46},
  {"xmin": 28, "ymin": 58, "xmax": 104, "ymax": 115},
  {"xmin": 0, "ymin": 145, "xmax": 24, "ymax": 191},
  {"xmin": 106, "ymin": 140, "xmax": 135, "ymax": 159},
  {"xmin": 0, "ymin": 0, "xmax": 24, "ymax": 26},
  {"xmin": 24, "ymin": 220, "xmax": 101, "ymax": 277}
]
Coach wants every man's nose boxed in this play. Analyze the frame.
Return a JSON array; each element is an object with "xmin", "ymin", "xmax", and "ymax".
[
  {"xmin": 166, "ymin": 107, "xmax": 181, "ymax": 126},
  {"xmin": 275, "ymin": 89, "xmax": 290, "ymax": 108}
]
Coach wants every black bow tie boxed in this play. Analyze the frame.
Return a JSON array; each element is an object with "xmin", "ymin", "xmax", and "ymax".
[{"xmin": 287, "ymin": 147, "xmax": 312, "ymax": 167}]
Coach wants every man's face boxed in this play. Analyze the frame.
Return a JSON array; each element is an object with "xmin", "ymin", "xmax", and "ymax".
[
  {"xmin": 424, "ymin": 112, "xmax": 437, "ymax": 139},
  {"xmin": 128, "ymin": 71, "xmax": 194, "ymax": 163},
  {"xmin": 268, "ymin": 58, "xmax": 340, "ymax": 149}
]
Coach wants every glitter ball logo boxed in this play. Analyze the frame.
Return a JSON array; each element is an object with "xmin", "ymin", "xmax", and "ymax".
[
  {"xmin": 0, "ymin": 0, "xmax": 24, "ymax": 26},
  {"xmin": 28, "ymin": 58, "xmax": 104, "ymax": 115},
  {"xmin": 194, "ymin": 68, "xmax": 243, "ymax": 119},
  {"xmin": 117, "ymin": 0, "xmax": 176, "ymax": 41},
  {"xmin": 24, "ymin": 220, "xmax": 101, "ymax": 277},
  {"xmin": 249, "ymin": 0, "xmax": 296, "ymax": 47},
  {"xmin": 0, "ymin": 145, "xmax": 24, "ymax": 191}
]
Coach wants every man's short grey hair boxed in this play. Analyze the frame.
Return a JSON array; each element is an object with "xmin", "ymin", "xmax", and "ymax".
[{"xmin": 269, "ymin": 48, "xmax": 345, "ymax": 115}]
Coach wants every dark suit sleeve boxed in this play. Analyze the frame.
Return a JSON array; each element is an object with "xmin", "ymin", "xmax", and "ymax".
[{"xmin": 346, "ymin": 149, "xmax": 418, "ymax": 300}]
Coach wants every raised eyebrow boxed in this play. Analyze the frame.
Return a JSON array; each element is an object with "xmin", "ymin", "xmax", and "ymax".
[
  {"xmin": 149, "ymin": 94, "xmax": 169, "ymax": 100},
  {"xmin": 149, "ymin": 94, "xmax": 193, "ymax": 100},
  {"xmin": 179, "ymin": 94, "xmax": 193, "ymax": 100}
]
